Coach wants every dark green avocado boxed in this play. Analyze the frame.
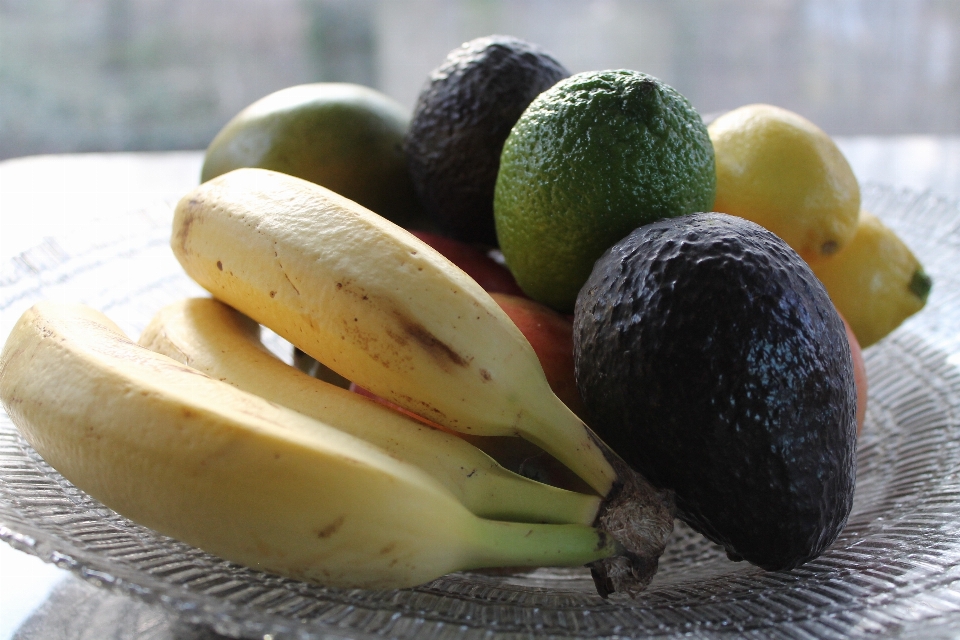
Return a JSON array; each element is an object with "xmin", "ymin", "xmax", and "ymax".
[
  {"xmin": 403, "ymin": 35, "xmax": 569, "ymax": 246},
  {"xmin": 574, "ymin": 212, "xmax": 857, "ymax": 571}
]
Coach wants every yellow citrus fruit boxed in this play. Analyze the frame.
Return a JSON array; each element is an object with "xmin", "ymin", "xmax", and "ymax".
[
  {"xmin": 494, "ymin": 70, "xmax": 716, "ymax": 312},
  {"xmin": 201, "ymin": 83, "xmax": 422, "ymax": 226},
  {"xmin": 709, "ymin": 104, "xmax": 860, "ymax": 264},
  {"xmin": 812, "ymin": 210, "xmax": 932, "ymax": 348}
]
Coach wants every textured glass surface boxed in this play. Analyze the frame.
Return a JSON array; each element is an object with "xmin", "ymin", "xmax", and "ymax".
[{"xmin": 1, "ymin": 184, "xmax": 959, "ymax": 639}]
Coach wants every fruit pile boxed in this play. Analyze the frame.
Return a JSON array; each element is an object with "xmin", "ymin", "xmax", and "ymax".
[{"xmin": 0, "ymin": 35, "xmax": 933, "ymax": 597}]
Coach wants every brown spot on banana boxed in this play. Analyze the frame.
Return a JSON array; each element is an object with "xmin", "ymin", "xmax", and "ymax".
[
  {"xmin": 395, "ymin": 317, "xmax": 469, "ymax": 370},
  {"xmin": 389, "ymin": 391, "xmax": 452, "ymax": 426},
  {"xmin": 174, "ymin": 201, "xmax": 199, "ymax": 255},
  {"xmin": 283, "ymin": 270, "xmax": 300, "ymax": 295},
  {"xmin": 316, "ymin": 515, "xmax": 345, "ymax": 538},
  {"xmin": 382, "ymin": 326, "xmax": 407, "ymax": 349}
]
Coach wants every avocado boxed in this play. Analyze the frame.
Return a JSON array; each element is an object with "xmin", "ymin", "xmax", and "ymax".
[
  {"xmin": 574, "ymin": 212, "xmax": 857, "ymax": 570},
  {"xmin": 403, "ymin": 35, "xmax": 569, "ymax": 246}
]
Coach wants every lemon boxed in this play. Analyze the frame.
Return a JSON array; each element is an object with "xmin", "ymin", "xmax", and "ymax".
[
  {"xmin": 201, "ymin": 83, "xmax": 422, "ymax": 225},
  {"xmin": 812, "ymin": 210, "xmax": 931, "ymax": 348},
  {"xmin": 709, "ymin": 104, "xmax": 860, "ymax": 264},
  {"xmin": 494, "ymin": 70, "xmax": 715, "ymax": 312}
]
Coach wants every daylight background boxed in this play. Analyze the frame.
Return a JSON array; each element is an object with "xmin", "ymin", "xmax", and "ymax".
[{"xmin": 1, "ymin": 0, "xmax": 958, "ymax": 161}]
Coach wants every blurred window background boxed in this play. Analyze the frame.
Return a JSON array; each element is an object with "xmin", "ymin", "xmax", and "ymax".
[{"xmin": 1, "ymin": 0, "xmax": 958, "ymax": 161}]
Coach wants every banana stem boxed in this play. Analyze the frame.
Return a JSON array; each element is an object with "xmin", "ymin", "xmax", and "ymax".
[
  {"xmin": 517, "ymin": 395, "xmax": 618, "ymax": 497},
  {"xmin": 466, "ymin": 519, "xmax": 620, "ymax": 570},
  {"xmin": 464, "ymin": 465, "xmax": 601, "ymax": 525}
]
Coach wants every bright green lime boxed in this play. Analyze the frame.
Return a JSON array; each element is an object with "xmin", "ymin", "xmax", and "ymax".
[
  {"xmin": 494, "ymin": 70, "xmax": 716, "ymax": 311},
  {"xmin": 201, "ymin": 83, "xmax": 422, "ymax": 226}
]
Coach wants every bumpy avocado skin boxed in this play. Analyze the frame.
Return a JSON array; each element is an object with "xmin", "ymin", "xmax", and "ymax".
[
  {"xmin": 574, "ymin": 213, "xmax": 857, "ymax": 571},
  {"xmin": 403, "ymin": 35, "xmax": 569, "ymax": 246}
]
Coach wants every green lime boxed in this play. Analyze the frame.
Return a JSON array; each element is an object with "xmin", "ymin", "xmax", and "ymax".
[
  {"xmin": 201, "ymin": 83, "xmax": 422, "ymax": 226},
  {"xmin": 494, "ymin": 70, "xmax": 716, "ymax": 311}
]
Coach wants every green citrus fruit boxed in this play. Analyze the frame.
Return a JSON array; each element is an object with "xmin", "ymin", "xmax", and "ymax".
[
  {"xmin": 201, "ymin": 83, "xmax": 422, "ymax": 226},
  {"xmin": 494, "ymin": 70, "xmax": 716, "ymax": 312}
]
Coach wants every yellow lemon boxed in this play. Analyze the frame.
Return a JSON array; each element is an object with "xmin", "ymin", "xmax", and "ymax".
[
  {"xmin": 709, "ymin": 104, "xmax": 860, "ymax": 264},
  {"xmin": 812, "ymin": 210, "xmax": 931, "ymax": 348}
]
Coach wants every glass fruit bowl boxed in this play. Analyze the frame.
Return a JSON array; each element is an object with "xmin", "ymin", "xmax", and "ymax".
[{"xmin": 1, "ymin": 184, "xmax": 959, "ymax": 639}]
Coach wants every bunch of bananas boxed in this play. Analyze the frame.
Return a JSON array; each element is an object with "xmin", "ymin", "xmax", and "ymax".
[{"xmin": 0, "ymin": 168, "xmax": 675, "ymax": 596}]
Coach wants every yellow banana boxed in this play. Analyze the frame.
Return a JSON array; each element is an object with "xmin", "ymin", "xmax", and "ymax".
[
  {"xmin": 0, "ymin": 302, "xmax": 619, "ymax": 590},
  {"xmin": 170, "ymin": 168, "xmax": 674, "ymax": 595},
  {"xmin": 172, "ymin": 169, "xmax": 604, "ymax": 491},
  {"xmin": 138, "ymin": 296, "xmax": 600, "ymax": 525}
]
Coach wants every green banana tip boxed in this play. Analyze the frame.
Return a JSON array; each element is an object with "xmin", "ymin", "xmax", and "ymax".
[{"xmin": 909, "ymin": 269, "xmax": 932, "ymax": 302}]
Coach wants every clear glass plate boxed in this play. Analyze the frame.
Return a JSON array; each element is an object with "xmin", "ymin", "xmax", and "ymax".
[{"xmin": 1, "ymin": 184, "xmax": 959, "ymax": 639}]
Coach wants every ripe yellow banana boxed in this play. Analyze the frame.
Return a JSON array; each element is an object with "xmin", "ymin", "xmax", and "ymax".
[
  {"xmin": 170, "ymin": 168, "xmax": 675, "ymax": 595},
  {"xmin": 172, "ymin": 169, "xmax": 609, "ymax": 490},
  {"xmin": 0, "ymin": 302, "xmax": 620, "ymax": 590},
  {"xmin": 138, "ymin": 296, "xmax": 600, "ymax": 525}
]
